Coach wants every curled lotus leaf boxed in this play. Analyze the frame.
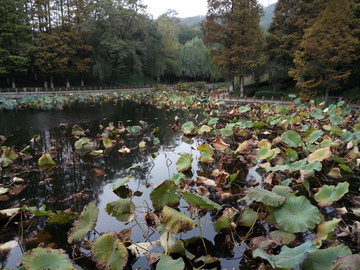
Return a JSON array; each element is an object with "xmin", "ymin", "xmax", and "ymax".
[
  {"xmin": 307, "ymin": 130, "xmax": 324, "ymax": 144},
  {"xmin": 302, "ymin": 244, "xmax": 351, "ymax": 270},
  {"xmin": 213, "ymin": 136, "xmax": 230, "ymax": 151},
  {"xmin": 198, "ymin": 125, "xmax": 212, "ymax": 134},
  {"xmin": 181, "ymin": 121, "xmax": 196, "ymax": 135},
  {"xmin": 308, "ymin": 147, "xmax": 332, "ymax": 163},
  {"xmin": 150, "ymin": 180, "xmax": 180, "ymax": 210},
  {"xmin": 269, "ymin": 230, "xmax": 296, "ymax": 245},
  {"xmin": 21, "ymin": 247, "xmax": 76, "ymax": 270},
  {"xmin": 181, "ymin": 191, "xmax": 221, "ymax": 210},
  {"xmin": 160, "ymin": 205, "xmax": 195, "ymax": 234},
  {"xmin": 282, "ymin": 130, "xmax": 301, "ymax": 148},
  {"xmin": 68, "ymin": 202, "xmax": 99, "ymax": 243},
  {"xmin": 273, "ymin": 196, "xmax": 321, "ymax": 233},
  {"xmin": 257, "ymin": 147, "xmax": 274, "ymax": 161},
  {"xmin": 103, "ymin": 138, "xmax": 115, "ymax": 148},
  {"xmin": 242, "ymin": 188, "xmax": 286, "ymax": 207},
  {"xmin": 74, "ymin": 137, "xmax": 95, "ymax": 153},
  {"xmin": 176, "ymin": 153, "xmax": 193, "ymax": 172},
  {"xmin": 38, "ymin": 153, "xmax": 56, "ymax": 166},
  {"xmin": 314, "ymin": 182, "xmax": 349, "ymax": 207},
  {"xmin": 105, "ymin": 198, "xmax": 136, "ymax": 222},
  {"xmin": 313, "ymin": 218, "xmax": 341, "ymax": 243},
  {"xmin": 237, "ymin": 206, "xmax": 257, "ymax": 227},
  {"xmin": 238, "ymin": 106, "xmax": 251, "ymax": 113},
  {"xmin": 92, "ymin": 233, "xmax": 128, "ymax": 270}
]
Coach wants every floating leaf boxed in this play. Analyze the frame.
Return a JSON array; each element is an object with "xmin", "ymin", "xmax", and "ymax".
[
  {"xmin": 304, "ymin": 161, "xmax": 322, "ymax": 174},
  {"xmin": 237, "ymin": 207, "xmax": 257, "ymax": 227},
  {"xmin": 38, "ymin": 153, "xmax": 56, "ymax": 166},
  {"xmin": 239, "ymin": 106, "xmax": 251, "ymax": 113},
  {"xmin": 213, "ymin": 136, "xmax": 230, "ymax": 150},
  {"xmin": 198, "ymin": 125, "xmax": 212, "ymax": 134},
  {"xmin": 74, "ymin": 138, "xmax": 94, "ymax": 153},
  {"xmin": 112, "ymin": 176, "xmax": 131, "ymax": 190},
  {"xmin": 181, "ymin": 121, "xmax": 196, "ymax": 135},
  {"xmin": 273, "ymin": 196, "xmax": 321, "ymax": 233},
  {"xmin": 220, "ymin": 125, "xmax": 233, "ymax": 137},
  {"xmin": 181, "ymin": 191, "xmax": 221, "ymax": 210},
  {"xmin": 214, "ymin": 207, "xmax": 238, "ymax": 232},
  {"xmin": 313, "ymin": 218, "xmax": 341, "ymax": 243},
  {"xmin": 126, "ymin": 125, "xmax": 142, "ymax": 134},
  {"xmin": 197, "ymin": 144, "xmax": 214, "ymax": 163},
  {"xmin": 71, "ymin": 125, "xmax": 86, "ymax": 136},
  {"xmin": 307, "ymin": 130, "xmax": 324, "ymax": 144},
  {"xmin": 103, "ymin": 138, "xmax": 115, "ymax": 148},
  {"xmin": 302, "ymin": 244, "xmax": 352, "ymax": 270},
  {"xmin": 118, "ymin": 145, "xmax": 131, "ymax": 154},
  {"xmin": 327, "ymin": 167, "xmax": 342, "ymax": 179},
  {"xmin": 160, "ymin": 206, "xmax": 195, "ymax": 234},
  {"xmin": 0, "ymin": 187, "xmax": 8, "ymax": 195},
  {"xmin": 68, "ymin": 202, "xmax": 98, "ymax": 243},
  {"xmin": 242, "ymin": 188, "xmax": 286, "ymax": 207},
  {"xmin": 308, "ymin": 147, "xmax": 332, "ymax": 163},
  {"xmin": 332, "ymin": 254, "xmax": 360, "ymax": 270},
  {"xmin": 125, "ymin": 163, "xmax": 141, "ymax": 173},
  {"xmin": 176, "ymin": 153, "xmax": 193, "ymax": 172},
  {"xmin": 257, "ymin": 147, "xmax": 274, "ymax": 160},
  {"xmin": 150, "ymin": 180, "xmax": 180, "ymax": 210},
  {"xmin": 156, "ymin": 255, "xmax": 185, "ymax": 270},
  {"xmin": 92, "ymin": 233, "xmax": 128, "ymax": 270},
  {"xmin": 253, "ymin": 241, "xmax": 317, "ymax": 269},
  {"xmin": 21, "ymin": 205, "xmax": 53, "ymax": 217},
  {"xmin": 282, "ymin": 130, "xmax": 301, "ymax": 148},
  {"xmin": 128, "ymin": 242, "xmax": 154, "ymax": 257},
  {"xmin": 105, "ymin": 198, "xmax": 135, "ymax": 222},
  {"xmin": 314, "ymin": 182, "xmax": 349, "ymax": 207},
  {"xmin": 207, "ymin": 117, "xmax": 219, "ymax": 125},
  {"xmin": 21, "ymin": 248, "xmax": 75, "ymax": 270},
  {"xmin": 269, "ymin": 230, "xmax": 296, "ymax": 244},
  {"xmin": 170, "ymin": 173, "xmax": 185, "ymax": 185}
]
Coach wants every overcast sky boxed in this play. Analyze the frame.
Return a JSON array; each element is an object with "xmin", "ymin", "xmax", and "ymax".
[{"xmin": 142, "ymin": 0, "xmax": 278, "ymax": 18}]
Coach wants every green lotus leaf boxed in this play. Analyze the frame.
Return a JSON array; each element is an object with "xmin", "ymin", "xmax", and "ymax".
[
  {"xmin": 160, "ymin": 206, "xmax": 195, "ymax": 234},
  {"xmin": 308, "ymin": 147, "xmax": 332, "ymax": 163},
  {"xmin": 313, "ymin": 218, "xmax": 341, "ymax": 243},
  {"xmin": 354, "ymin": 124, "xmax": 360, "ymax": 132},
  {"xmin": 170, "ymin": 173, "xmax": 185, "ymax": 185},
  {"xmin": 103, "ymin": 138, "xmax": 115, "ymax": 148},
  {"xmin": 125, "ymin": 163, "xmax": 141, "ymax": 173},
  {"xmin": 314, "ymin": 182, "xmax": 349, "ymax": 207},
  {"xmin": 74, "ymin": 137, "xmax": 94, "ymax": 153},
  {"xmin": 284, "ymin": 148, "xmax": 298, "ymax": 161},
  {"xmin": 239, "ymin": 106, "xmax": 251, "ymax": 113},
  {"xmin": 126, "ymin": 125, "xmax": 142, "ymax": 134},
  {"xmin": 176, "ymin": 153, "xmax": 193, "ymax": 172},
  {"xmin": 38, "ymin": 153, "xmax": 56, "ymax": 166},
  {"xmin": 274, "ymin": 196, "xmax": 321, "ymax": 233},
  {"xmin": 304, "ymin": 161, "xmax": 322, "ymax": 174},
  {"xmin": 220, "ymin": 125, "xmax": 233, "ymax": 136},
  {"xmin": 92, "ymin": 233, "xmax": 128, "ymax": 270},
  {"xmin": 159, "ymin": 232, "xmax": 195, "ymax": 259},
  {"xmin": 198, "ymin": 125, "xmax": 212, "ymax": 134},
  {"xmin": 253, "ymin": 121, "xmax": 266, "ymax": 130},
  {"xmin": 156, "ymin": 255, "xmax": 185, "ymax": 270},
  {"xmin": 307, "ymin": 130, "xmax": 324, "ymax": 144},
  {"xmin": 257, "ymin": 147, "xmax": 274, "ymax": 160},
  {"xmin": 331, "ymin": 125, "xmax": 343, "ymax": 136},
  {"xmin": 332, "ymin": 254, "xmax": 360, "ymax": 270},
  {"xmin": 181, "ymin": 121, "xmax": 196, "ymax": 135},
  {"xmin": 197, "ymin": 144, "xmax": 214, "ymax": 163},
  {"xmin": 330, "ymin": 115, "xmax": 343, "ymax": 125},
  {"xmin": 269, "ymin": 230, "xmax": 296, "ymax": 244},
  {"xmin": 112, "ymin": 176, "xmax": 131, "ymax": 190},
  {"xmin": 331, "ymin": 155, "xmax": 346, "ymax": 164},
  {"xmin": 21, "ymin": 204, "xmax": 53, "ymax": 217},
  {"xmin": 21, "ymin": 247, "xmax": 75, "ymax": 270},
  {"xmin": 253, "ymin": 241, "xmax": 317, "ymax": 269},
  {"xmin": 214, "ymin": 208, "xmax": 238, "ymax": 232},
  {"xmin": 272, "ymin": 185, "xmax": 294, "ymax": 199},
  {"xmin": 266, "ymin": 164, "xmax": 290, "ymax": 172},
  {"xmin": 242, "ymin": 188, "xmax": 286, "ymax": 207},
  {"xmin": 71, "ymin": 125, "xmax": 86, "ymax": 136},
  {"xmin": 339, "ymin": 164, "xmax": 354, "ymax": 174},
  {"xmin": 150, "ymin": 180, "xmax": 180, "ymax": 210},
  {"xmin": 181, "ymin": 191, "xmax": 221, "ymax": 210},
  {"xmin": 47, "ymin": 211, "xmax": 77, "ymax": 225},
  {"xmin": 153, "ymin": 137, "xmax": 160, "ymax": 145},
  {"xmin": 105, "ymin": 198, "xmax": 135, "ymax": 222},
  {"xmin": 68, "ymin": 202, "xmax": 99, "ymax": 243},
  {"xmin": 237, "ymin": 206, "xmax": 257, "ymax": 227},
  {"xmin": 302, "ymin": 244, "xmax": 352, "ymax": 270},
  {"xmin": 207, "ymin": 117, "xmax": 219, "ymax": 125},
  {"xmin": 289, "ymin": 159, "xmax": 307, "ymax": 172},
  {"xmin": 282, "ymin": 130, "xmax": 301, "ymax": 148}
]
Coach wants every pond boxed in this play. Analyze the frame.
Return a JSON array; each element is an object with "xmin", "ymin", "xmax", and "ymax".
[
  {"xmin": 1, "ymin": 93, "xmax": 360, "ymax": 270},
  {"xmin": 0, "ymin": 99, "xmax": 251, "ymax": 269}
]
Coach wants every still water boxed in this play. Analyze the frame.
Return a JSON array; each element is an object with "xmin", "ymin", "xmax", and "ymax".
[{"xmin": 0, "ymin": 100, "xmax": 248, "ymax": 269}]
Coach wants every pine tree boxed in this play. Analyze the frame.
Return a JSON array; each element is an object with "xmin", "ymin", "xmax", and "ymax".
[
  {"xmin": 289, "ymin": 0, "xmax": 359, "ymax": 100},
  {"xmin": 202, "ymin": 0, "xmax": 265, "ymax": 96}
]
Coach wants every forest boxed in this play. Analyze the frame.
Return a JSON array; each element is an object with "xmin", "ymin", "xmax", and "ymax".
[{"xmin": 0, "ymin": 0, "xmax": 359, "ymax": 101}]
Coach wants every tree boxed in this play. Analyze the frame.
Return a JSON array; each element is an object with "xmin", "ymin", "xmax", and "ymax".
[
  {"xmin": 202, "ymin": 0, "xmax": 265, "ymax": 96},
  {"xmin": 181, "ymin": 37, "xmax": 207, "ymax": 81},
  {"xmin": 0, "ymin": 0, "xmax": 32, "ymax": 88},
  {"xmin": 289, "ymin": 0, "xmax": 359, "ymax": 100}
]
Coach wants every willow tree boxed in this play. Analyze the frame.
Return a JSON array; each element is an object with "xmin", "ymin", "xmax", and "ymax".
[
  {"xmin": 289, "ymin": 0, "xmax": 359, "ymax": 100},
  {"xmin": 202, "ymin": 0, "xmax": 265, "ymax": 96}
]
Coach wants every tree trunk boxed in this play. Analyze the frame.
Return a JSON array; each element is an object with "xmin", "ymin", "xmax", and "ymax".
[
  {"xmin": 240, "ymin": 75, "xmax": 244, "ymax": 98},
  {"xmin": 44, "ymin": 80, "xmax": 48, "ymax": 89},
  {"xmin": 229, "ymin": 76, "xmax": 234, "ymax": 93},
  {"xmin": 50, "ymin": 76, "xmax": 54, "ymax": 89},
  {"xmin": 11, "ymin": 77, "xmax": 16, "ymax": 89},
  {"xmin": 66, "ymin": 78, "xmax": 70, "ymax": 89},
  {"xmin": 81, "ymin": 77, "xmax": 84, "ymax": 87}
]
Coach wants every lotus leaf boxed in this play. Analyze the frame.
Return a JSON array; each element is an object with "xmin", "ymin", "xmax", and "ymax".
[
  {"xmin": 273, "ymin": 196, "xmax": 321, "ymax": 233},
  {"xmin": 126, "ymin": 125, "xmax": 142, "ymax": 134},
  {"xmin": 112, "ymin": 176, "xmax": 131, "ymax": 191},
  {"xmin": 92, "ymin": 233, "xmax": 128, "ymax": 270},
  {"xmin": 253, "ymin": 241, "xmax": 317, "ymax": 269},
  {"xmin": 74, "ymin": 137, "xmax": 94, "ymax": 153},
  {"xmin": 327, "ymin": 167, "xmax": 342, "ymax": 179},
  {"xmin": 103, "ymin": 138, "xmax": 115, "ymax": 148},
  {"xmin": 266, "ymin": 164, "xmax": 290, "ymax": 172},
  {"xmin": 156, "ymin": 255, "xmax": 185, "ymax": 270},
  {"xmin": 150, "ymin": 180, "xmax": 180, "ymax": 210},
  {"xmin": 289, "ymin": 159, "xmax": 307, "ymax": 172},
  {"xmin": 234, "ymin": 140, "xmax": 251, "ymax": 154},
  {"xmin": 282, "ymin": 130, "xmax": 301, "ymax": 148},
  {"xmin": 105, "ymin": 198, "xmax": 135, "ymax": 222},
  {"xmin": 170, "ymin": 173, "xmax": 185, "ymax": 185},
  {"xmin": 47, "ymin": 211, "xmax": 77, "ymax": 225},
  {"xmin": 257, "ymin": 147, "xmax": 274, "ymax": 161},
  {"xmin": 71, "ymin": 125, "xmax": 86, "ymax": 136},
  {"xmin": 0, "ymin": 187, "xmax": 8, "ymax": 195},
  {"xmin": 238, "ymin": 106, "xmax": 251, "ymax": 113},
  {"xmin": 284, "ymin": 148, "xmax": 298, "ymax": 161},
  {"xmin": 314, "ymin": 182, "xmax": 349, "ymax": 207},
  {"xmin": 214, "ymin": 208, "xmax": 237, "ymax": 232},
  {"xmin": 68, "ymin": 202, "xmax": 99, "ymax": 243},
  {"xmin": 307, "ymin": 130, "xmax": 324, "ymax": 144},
  {"xmin": 269, "ymin": 230, "xmax": 296, "ymax": 244},
  {"xmin": 38, "ymin": 153, "xmax": 56, "ymax": 166},
  {"xmin": 181, "ymin": 191, "xmax": 221, "ymax": 210},
  {"xmin": 160, "ymin": 206, "xmax": 195, "ymax": 234},
  {"xmin": 237, "ymin": 206, "xmax": 257, "ymax": 227},
  {"xmin": 332, "ymin": 254, "xmax": 360, "ymax": 270},
  {"xmin": 176, "ymin": 153, "xmax": 193, "ymax": 172},
  {"xmin": 198, "ymin": 125, "xmax": 212, "ymax": 134},
  {"xmin": 242, "ymin": 188, "xmax": 286, "ymax": 207},
  {"xmin": 21, "ymin": 205, "xmax": 53, "ymax": 217},
  {"xmin": 220, "ymin": 125, "xmax": 233, "ymax": 136},
  {"xmin": 308, "ymin": 147, "xmax": 332, "ymax": 163},
  {"xmin": 125, "ymin": 163, "xmax": 141, "ymax": 173},
  {"xmin": 302, "ymin": 244, "xmax": 352, "ymax": 270},
  {"xmin": 181, "ymin": 121, "xmax": 196, "ymax": 135},
  {"xmin": 304, "ymin": 161, "xmax": 322, "ymax": 174},
  {"xmin": 21, "ymin": 247, "xmax": 75, "ymax": 270},
  {"xmin": 213, "ymin": 136, "xmax": 230, "ymax": 150},
  {"xmin": 313, "ymin": 218, "xmax": 341, "ymax": 243},
  {"xmin": 207, "ymin": 117, "xmax": 219, "ymax": 125},
  {"xmin": 197, "ymin": 144, "xmax": 214, "ymax": 163},
  {"xmin": 330, "ymin": 115, "xmax": 343, "ymax": 125},
  {"xmin": 272, "ymin": 185, "xmax": 294, "ymax": 199}
]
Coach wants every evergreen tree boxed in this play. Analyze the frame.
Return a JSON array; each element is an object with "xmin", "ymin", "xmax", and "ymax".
[
  {"xmin": 202, "ymin": 0, "xmax": 265, "ymax": 96},
  {"xmin": 289, "ymin": 0, "xmax": 359, "ymax": 100}
]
